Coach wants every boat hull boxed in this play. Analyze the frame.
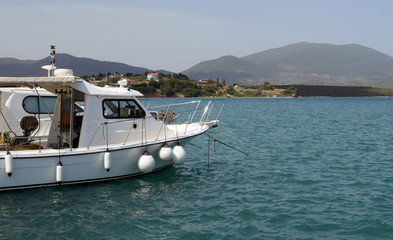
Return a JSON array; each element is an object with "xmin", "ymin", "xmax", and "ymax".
[{"xmin": 0, "ymin": 140, "xmax": 183, "ymax": 191}]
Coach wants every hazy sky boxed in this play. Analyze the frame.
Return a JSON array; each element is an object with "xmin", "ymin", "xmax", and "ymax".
[{"xmin": 1, "ymin": 0, "xmax": 392, "ymax": 72}]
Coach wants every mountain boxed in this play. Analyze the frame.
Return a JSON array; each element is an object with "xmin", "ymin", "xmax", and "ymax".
[
  {"xmin": 0, "ymin": 58, "xmax": 40, "ymax": 76},
  {"xmin": 181, "ymin": 55, "xmax": 270, "ymax": 85},
  {"xmin": 373, "ymin": 75, "xmax": 393, "ymax": 88},
  {"xmin": 2, "ymin": 43, "xmax": 393, "ymax": 87},
  {"xmin": 0, "ymin": 54, "xmax": 151, "ymax": 77},
  {"xmin": 183, "ymin": 42, "xmax": 393, "ymax": 87}
]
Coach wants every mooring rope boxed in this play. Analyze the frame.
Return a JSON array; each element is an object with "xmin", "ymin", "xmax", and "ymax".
[
  {"xmin": 204, "ymin": 132, "xmax": 249, "ymax": 156},
  {"xmin": 209, "ymin": 128, "xmax": 280, "ymax": 158},
  {"xmin": 208, "ymin": 128, "xmax": 210, "ymax": 167},
  {"xmin": 187, "ymin": 142, "xmax": 203, "ymax": 149}
]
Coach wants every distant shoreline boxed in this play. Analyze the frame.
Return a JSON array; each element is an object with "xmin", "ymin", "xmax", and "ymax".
[
  {"xmin": 143, "ymin": 85, "xmax": 393, "ymax": 98},
  {"xmin": 276, "ymin": 85, "xmax": 393, "ymax": 97}
]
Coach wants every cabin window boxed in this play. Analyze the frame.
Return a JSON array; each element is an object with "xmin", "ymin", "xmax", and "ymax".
[
  {"xmin": 102, "ymin": 99, "xmax": 145, "ymax": 118},
  {"xmin": 74, "ymin": 100, "xmax": 84, "ymax": 116},
  {"xmin": 22, "ymin": 96, "xmax": 57, "ymax": 114}
]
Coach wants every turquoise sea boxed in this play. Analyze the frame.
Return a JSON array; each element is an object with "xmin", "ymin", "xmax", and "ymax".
[{"xmin": 1, "ymin": 97, "xmax": 393, "ymax": 239}]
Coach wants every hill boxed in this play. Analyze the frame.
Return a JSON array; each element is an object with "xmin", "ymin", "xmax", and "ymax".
[
  {"xmin": 183, "ymin": 42, "xmax": 393, "ymax": 87},
  {"xmin": 0, "ymin": 54, "xmax": 152, "ymax": 77},
  {"xmin": 373, "ymin": 75, "xmax": 393, "ymax": 88},
  {"xmin": 181, "ymin": 55, "xmax": 269, "ymax": 85},
  {"xmin": 2, "ymin": 43, "xmax": 393, "ymax": 88}
]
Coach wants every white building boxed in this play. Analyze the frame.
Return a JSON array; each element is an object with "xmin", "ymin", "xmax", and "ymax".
[{"xmin": 147, "ymin": 72, "xmax": 159, "ymax": 81}]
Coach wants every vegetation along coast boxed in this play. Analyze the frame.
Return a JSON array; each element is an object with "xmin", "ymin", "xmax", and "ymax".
[{"xmin": 84, "ymin": 71, "xmax": 393, "ymax": 98}]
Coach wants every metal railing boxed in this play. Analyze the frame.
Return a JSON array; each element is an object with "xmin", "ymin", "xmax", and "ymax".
[
  {"xmin": 148, "ymin": 99, "xmax": 224, "ymax": 137},
  {"xmin": 85, "ymin": 99, "xmax": 225, "ymax": 149},
  {"xmin": 86, "ymin": 118, "xmax": 140, "ymax": 149},
  {"xmin": 1, "ymin": 100, "xmax": 225, "ymax": 152}
]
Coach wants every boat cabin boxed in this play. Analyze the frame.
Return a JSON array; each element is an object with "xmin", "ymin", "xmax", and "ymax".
[
  {"xmin": 0, "ymin": 87, "xmax": 55, "ymax": 139},
  {"xmin": 0, "ymin": 69, "xmax": 152, "ymax": 150}
]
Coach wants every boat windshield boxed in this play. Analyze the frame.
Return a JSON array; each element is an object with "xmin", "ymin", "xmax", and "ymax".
[{"xmin": 103, "ymin": 99, "xmax": 145, "ymax": 118}]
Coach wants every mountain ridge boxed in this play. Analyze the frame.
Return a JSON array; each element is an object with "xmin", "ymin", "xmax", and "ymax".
[
  {"xmin": 0, "ymin": 53, "xmax": 153, "ymax": 77},
  {"xmin": 184, "ymin": 42, "xmax": 393, "ymax": 87},
  {"xmin": 1, "ymin": 42, "xmax": 393, "ymax": 88}
]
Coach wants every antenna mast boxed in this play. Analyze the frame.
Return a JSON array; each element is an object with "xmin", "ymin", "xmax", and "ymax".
[
  {"xmin": 50, "ymin": 45, "xmax": 56, "ymax": 77},
  {"xmin": 41, "ymin": 45, "xmax": 57, "ymax": 76}
]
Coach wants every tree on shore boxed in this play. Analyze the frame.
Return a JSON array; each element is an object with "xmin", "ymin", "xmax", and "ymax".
[{"xmin": 260, "ymin": 81, "xmax": 274, "ymax": 90}]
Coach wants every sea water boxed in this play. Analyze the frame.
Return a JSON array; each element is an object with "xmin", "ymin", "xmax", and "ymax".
[{"xmin": 1, "ymin": 97, "xmax": 393, "ymax": 239}]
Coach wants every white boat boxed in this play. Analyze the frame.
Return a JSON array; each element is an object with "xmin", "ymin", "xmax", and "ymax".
[{"xmin": 0, "ymin": 62, "xmax": 223, "ymax": 191}]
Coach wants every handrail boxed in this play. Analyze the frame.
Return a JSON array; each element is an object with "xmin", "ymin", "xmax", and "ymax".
[
  {"xmin": 199, "ymin": 100, "xmax": 211, "ymax": 122},
  {"xmin": 155, "ymin": 105, "xmax": 171, "ymax": 141},
  {"xmin": 216, "ymin": 101, "xmax": 225, "ymax": 121},
  {"xmin": 86, "ymin": 117, "xmax": 151, "ymax": 149},
  {"xmin": 148, "ymin": 100, "xmax": 200, "ymax": 109},
  {"xmin": 189, "ymin": 101, "xmax": 201, "ymax": 124},
  {"xmin": 123, "ymin": 119, "xmax": 137, "ymax": 146}
]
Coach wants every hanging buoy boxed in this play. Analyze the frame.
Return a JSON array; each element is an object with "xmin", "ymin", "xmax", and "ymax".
[
  {"xmin": 5, "ymin": 153, "xmax": 13, "ymax": 177},
  {"xmin": 138, "ymin": 150, "xmax": 155, "ymax": 173},
  {"xmin": 104, "ymin": 151, "xmax": 111, "ymax": 172},
  {"xmin": 159, "ymin": 143, "xmax": 173, "ymax": 162},
  {"xmin": 172, "ymin": 145, "xmax": 186, "ymax": 165},
  {"xmin": 56, "ymin": 162, "xmax": 64, "ymax": 183}
]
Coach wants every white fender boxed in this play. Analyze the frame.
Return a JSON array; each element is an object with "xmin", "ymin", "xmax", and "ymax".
[
  {"xmin": 159, "ymin": 143, "xmax": 173, "ymax": 162},
  {"xmin": 56, "ymin": 162, "xmax": 64, "ymax": 183},
  {"xmin": 138, "ymin": 150, "xmax": 155, "ymax": 173},
  {"xmin": 104, "ymin": 151, "xmax": 111, "ymax": 172},
  {"xmin": 172, "ymin": 145, "xmax": 186, "ymax": 165},
  {"xmin": 5, "ymin": 153, "xmax": 13, "ymax": 177}
]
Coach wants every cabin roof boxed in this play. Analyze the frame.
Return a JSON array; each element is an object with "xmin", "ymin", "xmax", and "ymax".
[
  {"xmin": 71, "ymin": 80, "xmax": 143, "ymax": 97},
  {"xmin": 0, "ymin": 76, "xmax": 76, "ymax": 85},
  {"xmin": 0, "ymin": 76, "xmax": 143, "ymax": 97}
]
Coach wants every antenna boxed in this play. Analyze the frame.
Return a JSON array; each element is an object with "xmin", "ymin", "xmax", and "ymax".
[
  {"xmin": 41, "ymin": 45, "xmax": 57, "ymax": 77},
  {"xmin": 50, "ymin": 45, "xmax": 56, "ymax": 76}
]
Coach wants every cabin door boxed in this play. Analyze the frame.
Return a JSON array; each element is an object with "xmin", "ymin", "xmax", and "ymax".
[
  {"xmin": 59, "ymin": 89, "xmax": 74, "ymax": 148},
  {"xmin": 58, "ymin": 88, "xmax": 84, "ymax": 148}
]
